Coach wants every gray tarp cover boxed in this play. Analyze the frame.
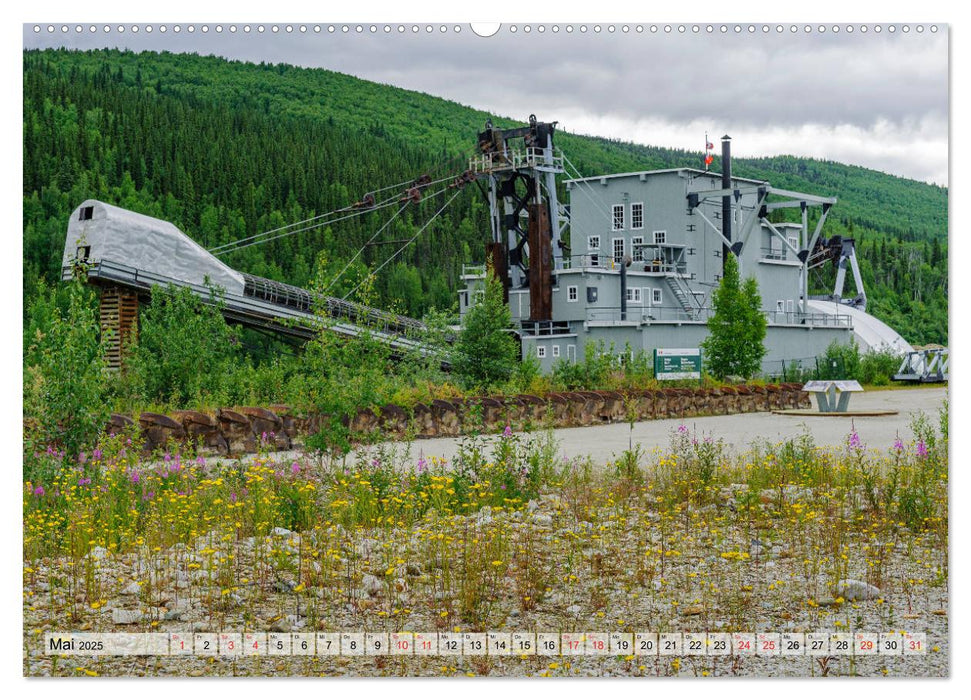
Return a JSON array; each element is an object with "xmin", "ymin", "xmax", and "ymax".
[{"xmin": 62, "ymin": 199, "xmax": 245, "ymax": 294}]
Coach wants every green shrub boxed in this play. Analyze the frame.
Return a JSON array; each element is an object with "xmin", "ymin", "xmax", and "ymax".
[
  {"xmin": 122, "ymin": 285, "xmax": 248, "ymax": 409},
  {"xmin": 23, "ymin": 278, "xmax": 109, "ymax": 470},
  {"xmin": 858, "ymin": 348, "xmax": 901, "ymax": 385}
]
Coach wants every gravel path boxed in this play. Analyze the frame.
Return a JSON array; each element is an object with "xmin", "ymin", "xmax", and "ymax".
[{"xmin": 276, "ymin": 387, "xmax": 947, "ymax": 470}]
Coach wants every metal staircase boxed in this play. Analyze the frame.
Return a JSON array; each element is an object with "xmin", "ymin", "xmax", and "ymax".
[{"xmin": 666, "ymin": 274, "xmax": 698, "ymax": 318}]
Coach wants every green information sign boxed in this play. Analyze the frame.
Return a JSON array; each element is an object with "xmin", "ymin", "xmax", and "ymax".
[{"xmin": 654, "ymin": 348, "xmax": 702, "ymax": 380}]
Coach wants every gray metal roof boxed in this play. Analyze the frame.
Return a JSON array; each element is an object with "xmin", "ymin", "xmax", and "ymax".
[{"xmin": 564, "ymin": 167, "xmax": 768, "ymax": 186}]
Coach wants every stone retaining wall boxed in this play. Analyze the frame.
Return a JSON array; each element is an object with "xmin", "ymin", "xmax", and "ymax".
[{"xmin": 101, "ymin": 384, "xmax": 811, "ymax": 456}]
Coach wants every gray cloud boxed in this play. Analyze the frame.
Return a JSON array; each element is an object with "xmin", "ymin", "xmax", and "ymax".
[{"xmin": 23, "ymin": 24, "xmax": 948, "ymax": 184}]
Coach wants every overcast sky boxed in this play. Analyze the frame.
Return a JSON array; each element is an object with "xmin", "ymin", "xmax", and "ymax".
[{"xmin": 23, "ymin": 23, "xmax": 949, "ymax": 185}]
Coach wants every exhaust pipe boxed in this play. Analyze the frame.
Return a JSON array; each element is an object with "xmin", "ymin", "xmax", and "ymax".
[{"xmin": 721, "ymin": 134, "xmax": 732, "ymax": 272}]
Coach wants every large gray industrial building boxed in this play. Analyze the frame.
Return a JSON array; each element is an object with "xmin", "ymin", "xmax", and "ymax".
[{"xmin": 458, "ymin": 123, "xmax": 911, "ymax": 375}]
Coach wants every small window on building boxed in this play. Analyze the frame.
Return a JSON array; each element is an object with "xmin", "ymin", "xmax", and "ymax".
[
  {"xmin": 588, "ymin": 235, "xmax": 601, "ymax": 266},
  {"xmin": 76, "ymin": 245, "xmax": 91, "ymax": 262},
  {"xmin": 473, "ymin": 290, "xmax": 484, "ymax": 304},
  {"xmin": 567, "ymin": 344, "xmax": 577, "ymax": 361},
  {"xmin": 653, "ymin": 230, "xmax": 667, "ymax": 245},
  {"xmin": 786, "ymin": 299, "xmax": 795, "ymax": 313},
  {"xmin": 612, "ymin": 204, "xmax": 625, "ymax": 231},
  {"xmin": 626, "ymin": 287, "xmax": 642, "ymax": 303},
  {"xmin": 788, "ymin": 235, "xmax": 799, "ymax": 251},
  {"xmin": 588, "ymin": 235, "xmax": 600, "ymax": 250},
  {"xmin": 79, "ymin": 206, "xmax": 94, "ymax": 221},
  {"xmin": 612, "ymin": 238, "xmax": 625, "ymax": 264},
  {"xmin": 537, "ymin": 346, "xmax": 547, "ymax": 359},
  {"xmin": 652, "ymin": 288, "xmax": 662, "ymax": 305},
  {"xmin": 631, "ymin": 236, "xmax": 644, "ymax": 262},
  {"xmin": 587, "ymin": 287, "xmax": 599, "ymax": 303},
  {"xmin": 631, "ymin": 202, "xmax": 644, "ymax": 230},
  {"xmin": 567, "ymin": 285, "xmax": 578, "ymax": 302},
  {"xmin": 552, "ymin": 345, "xmax": 561, "ymax": 358},
  {"xmin": 776, "ymin": 300, "xmax": 785, "ymax": 312}
]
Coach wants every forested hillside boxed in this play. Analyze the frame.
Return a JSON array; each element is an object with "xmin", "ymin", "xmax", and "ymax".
[{"xmin": 23, "ymin": 48, "xmax": 948, "ymax": 344}]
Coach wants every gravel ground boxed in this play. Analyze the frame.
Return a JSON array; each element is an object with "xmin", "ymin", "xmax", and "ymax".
[{"xmin": 24, "ymin": 487, "xmax": 949, "ymax": 677}]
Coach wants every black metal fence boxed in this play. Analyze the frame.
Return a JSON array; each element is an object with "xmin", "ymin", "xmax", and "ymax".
[{"xmin": 763, "ymin": 355, "xmax": 847, "ymax": 383}]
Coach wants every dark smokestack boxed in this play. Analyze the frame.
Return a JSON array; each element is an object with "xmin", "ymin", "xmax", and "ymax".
[{"xmin": 721, "ymin": 135, "xmax": 732, "ymax": 270}]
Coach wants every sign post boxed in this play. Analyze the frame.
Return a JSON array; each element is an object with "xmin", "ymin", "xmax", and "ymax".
[{"xmin": 654, "ymin": 348, "xmax": 702, "ymax": 381}]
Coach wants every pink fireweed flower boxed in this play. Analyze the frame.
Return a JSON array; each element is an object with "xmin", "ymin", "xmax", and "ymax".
[
  {"xmin": 291, "ymin": 462, "xmax": 300, "ymax": 475},
  {"xmin": 503, "ymin": 425, "xmax": 513, "ymax": 437},
  {"xmin": 78, "ymin": 477, "xmax": 92, "ymax": 487},
  {"xmin": 678, "ymin": 424, "xmax": 688, "ymax": 434},
  {"xmin": 130, "ymin": 470, "xmax": 140, "ymax": 484},
  {"xmin": 92, "ymin": 448, "xmax": 102, "ymax": 460},
  {"xmin": 417, "ymin": 457, "xmax": 428, "ymax": 473},
  {"xmin": 917, "ymin": 440, "xmax": 928, "ymax": 458},
  {"xmin": 78, "ymin": 451, "xmax": 87, "ymax": 465},
  {"xmin": 893, "ymin": 438, "xmax": 905, "ymax": 453},
  {"xmin": 33, "ymin": 486, "xmax": 45, "ymax": 497}
]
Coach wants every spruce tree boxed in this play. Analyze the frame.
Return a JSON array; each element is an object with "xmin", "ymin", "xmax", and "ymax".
[
  {"xmin": 452, "ymin": 266, "xmax": 519, "ymax": 389},
  {"xmin": 701, "ymin": 255, "xmax": 767, "ymax": 379}
]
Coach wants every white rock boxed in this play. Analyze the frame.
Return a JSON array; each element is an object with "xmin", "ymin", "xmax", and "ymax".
[
  {"xmin": 533, "ymin": 514, "xmax": 553, "ymax": 526},
  {"xmin": 271, "ymin": 527, "xmax": 293, "ymax": 537},
  {"xmin": 565, "ymin": 605, "xmax": 581, "ymax": 615},
  {"xmin": 526, "ymin": 499, "xmax": 540, "ymax": 512},
  {"xmin": 269, "ymin": 619, "xmax": 292, "ymax": 633},
  {"xmin": 362, "ymin": 573, "xmax": 383, "ymax": 597},
  {"xmin": 88, "ymin": 546, "xmax": 109, "ymax": 561},
  {"xmin": 837, "ymin": 579, "xmax": 881, "ymax": 602},
  {"xmin": 112, "ymin": 609, "xmax": 143, "ymax": 625},
  {"xmin": 122, "ymin": 582, "xmax": 141, "ymax": 596}
]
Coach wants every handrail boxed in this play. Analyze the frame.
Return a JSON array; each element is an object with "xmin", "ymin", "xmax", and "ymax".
[{"xmin": 63, "ymin": 259, "xmax": 449, "ymax": 349}]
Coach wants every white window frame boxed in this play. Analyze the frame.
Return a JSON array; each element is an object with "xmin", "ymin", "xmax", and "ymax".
[
  {"xmin": 631, "ymin": 235, "xmax": 644, "ymax": 262},
  {"xmin": 567, "ymin": 285, "xmax": 578, "ymax": 302},
  {"xmin": 612, "ymin": 204, "xmax": 625, "ymax": 231},
  {"xmin": 653, "ymin": 230, "xmax": 667, "ymax": 245},
  {"xmin": 612, "ymin": 237, "xmax": 625, "ymax": 264},
  {"xmin": 786, "ymin": 299, "xmax": 795, "ymax": 313},
  {"xmin": 587, "ymin": 235, "xmax": 601, "ymax": 267},
  {"xmin": 552, "ymin": 345, "xmax": 561, "ymax": 358},
  {"xmin": 652, "ymin": 288, "xmax": 663, "ymax": 305},
  {"xmin": 631, "ymin": 202, "xmax": 644, "ymax": 230},
  {"xmin": 537, "ymin": 346, "xmax": 547, "ymax": 359},
  {"xmin": 788, "ymin": 235, "xmax": 799, "ymax": 251},
  {"xmin": 626, "ymin": 287, "xmax": 642, "ymax": 304},
  {"xmin": 567, "ymin": 344, "xmax": 577, "ymax": 362},
  {"xmin": 776, "ymin": 300, "xmax": 785, "ymax": 312}
]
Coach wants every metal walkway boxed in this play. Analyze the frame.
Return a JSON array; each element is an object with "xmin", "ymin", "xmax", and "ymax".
[{"xmin": 63, "ymin": 259, "xmax": 448, "ymax": 363}]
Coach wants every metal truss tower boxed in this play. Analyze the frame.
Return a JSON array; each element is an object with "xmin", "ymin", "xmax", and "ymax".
[{"xmin": 469, "ymin": 115, "xmax": 566, "ymax": 321}]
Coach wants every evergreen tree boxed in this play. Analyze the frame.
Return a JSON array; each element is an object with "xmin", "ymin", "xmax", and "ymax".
[
  {"xmin": 452, "ymin": 266, "xmax": 519, "ymax": 389},
  {"xmin": 701, "ymin": 255, "xmax": 767, "ymax": 379}
]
